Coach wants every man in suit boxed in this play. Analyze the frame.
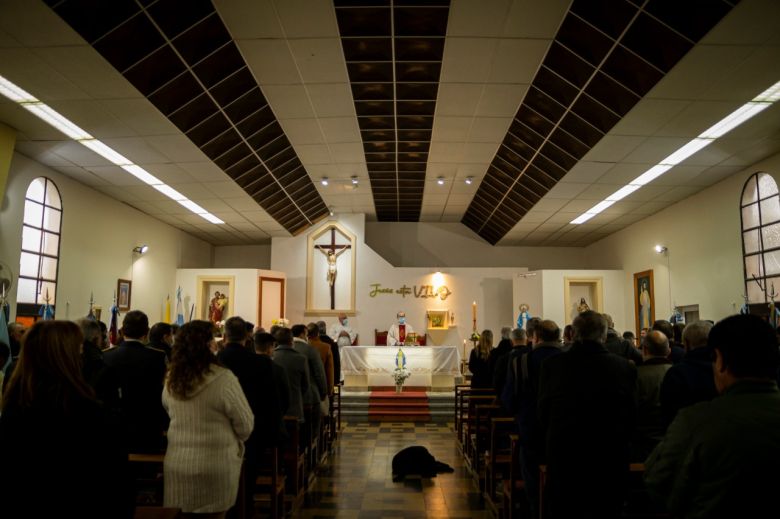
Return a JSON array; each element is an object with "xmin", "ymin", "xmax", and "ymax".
[
  {"xmin": 254, "ymin": 332, "xmax": 290, "ymax": 423},
  {"xmin": 318, "ymin": 320, "xmax": 342, "ymax": 384},
  {"xmin": 272, "ymin": 327, "xmax": 310, "ymax": 422},
  {"xmin": 307, "ymin": 323, "xmax": 334, "ymax": 402},
  {"xmin": 218, "ymin": 316, "xmax": 282, "ymax": 515},
  {"xmin": 538, "ymin": 310, "xmax": 637, "ymax": 519},
  {"xmin": 292, "ymin": 324, "xmax": 327, "ymax": 439},
  {"xmin": 103, "ymin": 310, "xmax": 167, "ymax": 453}
]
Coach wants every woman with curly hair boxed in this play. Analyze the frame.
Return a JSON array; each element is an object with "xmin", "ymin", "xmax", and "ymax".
[
  {"xmin": 0, "ymin": 320, "xmax": 132, "ymax": 518},
  {"xmin": 163, "ymin": 320, "xmax": 253, "ymax": 518},
  {"xmin": 468, "ymin": 329, "xmax": 494, "ymax": 388}
]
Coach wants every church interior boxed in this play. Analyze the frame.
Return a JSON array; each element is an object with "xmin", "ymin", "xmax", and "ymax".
[{"xmin": 1, "ymin": 0, "xmax": 780, "ymax": 517}]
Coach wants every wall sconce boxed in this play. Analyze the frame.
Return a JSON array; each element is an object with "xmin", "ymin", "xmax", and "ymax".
[{"xmin": 132, "ymin": 245, "xmax": 149, "ymax": 254}]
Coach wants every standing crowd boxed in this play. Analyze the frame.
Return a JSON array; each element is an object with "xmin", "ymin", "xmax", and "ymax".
[{"xmin": 0, "ymin": 311, "xmax": 345, "ymax": 519}]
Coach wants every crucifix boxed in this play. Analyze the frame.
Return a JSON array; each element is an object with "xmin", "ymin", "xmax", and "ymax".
[{"xmin": 314, "ymin": 228, "xmax": 352, "ymax": 310}]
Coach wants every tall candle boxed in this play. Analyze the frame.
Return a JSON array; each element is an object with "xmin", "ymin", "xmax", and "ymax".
[{"xmin": 472, "ymin": 301, "xmax": 477, "ymax": 323}]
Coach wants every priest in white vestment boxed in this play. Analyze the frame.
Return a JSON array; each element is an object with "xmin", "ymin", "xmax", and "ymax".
[
  {"xmin": 387, "ymin": 311, "xmax": 415, "ymax": 346},
  {"xmin": 329, "ymin": 313, "xmax": 356, "ymax": 348}
]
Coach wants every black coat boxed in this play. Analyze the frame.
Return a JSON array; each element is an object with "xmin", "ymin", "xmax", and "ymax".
[
  {"xmin": 218, "ymin": 343, "xmax": 282, "ymax": 446},
  {"xmin": 659, "ymin": 346, "xmax": 718, "ymax": 426},
  {"xmin": 320, "ymin": 333, "xmax": 341, "ymax": 383},
  {"xmin": 538, "ymin": 340, "xmax": 637, "ymax": 518},
  {"xmin": 0, "ymin": 398, "xmax": 134, "ymax": 518},
  {"xmin": 103, "ymin": 340, "xmax": 167, "ymax": 453}
]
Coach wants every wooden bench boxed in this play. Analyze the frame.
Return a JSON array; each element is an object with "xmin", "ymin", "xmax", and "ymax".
[
  {"xmin": 484, "ymin": 416, "xmax": 515, "ymax": 503},
  {"xmin": 254, "ymin": 447, "xmax": 285, "ymax": 519},
  {"xmin": 134, "ymin": 506, "xmax": 181, "ymax": 519},
  {"xmin": 501, "ymin": 434, "xmax": 527, "ymax": 519}
]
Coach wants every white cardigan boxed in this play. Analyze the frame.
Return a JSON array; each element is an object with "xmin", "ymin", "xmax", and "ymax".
[{"xmin": 163, "ymin": 365, "xmax": 254, "ymax": 513}]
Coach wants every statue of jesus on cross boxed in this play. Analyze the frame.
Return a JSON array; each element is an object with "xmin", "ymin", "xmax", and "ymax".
[{"xmin": 313, "ymin": 228, "xmax": 352, "ymax": 310}]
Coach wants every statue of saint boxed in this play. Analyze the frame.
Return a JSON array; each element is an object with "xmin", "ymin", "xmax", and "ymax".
[
  {"xmin": 208, "ymin": 291, "xmax": 227, "ymax": 323},
  {"xmin": 577, "ymin": 297, "xmax": 590, "ymax": 314}
]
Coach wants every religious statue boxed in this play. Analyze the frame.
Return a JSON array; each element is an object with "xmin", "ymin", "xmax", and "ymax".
[
  {"xmin": 577, "ymin": 297, "xmax": 590, "ymax": 313},
  {"xmin": 208, "ymin": 291, "xmax": 227, "ymax": 324},
  {"xmin": 517, "ymin": 303, "xmax": 531, "ymax": 329},
  {"xmin": 317, "ymin": 247, "xmax": 349, "ymax": 287},
  {"xmin": 639, "ymin": 281, "xmax": 651, "ymax": 330}
]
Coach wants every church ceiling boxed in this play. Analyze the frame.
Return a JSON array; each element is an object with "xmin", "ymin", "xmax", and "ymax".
[{"xmin": 1, "ymin": 0, "xmax": 779, "ymax": 247}]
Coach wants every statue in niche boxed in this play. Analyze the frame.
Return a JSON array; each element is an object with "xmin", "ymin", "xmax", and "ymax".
[{"xmin": 577, "ymin": 297, "xmax": 590, "ymax": 314}]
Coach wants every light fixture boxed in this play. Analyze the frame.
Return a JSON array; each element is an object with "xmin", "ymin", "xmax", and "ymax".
[
  {"xmin": 351, "ymin": 176, "xmax": 359, "ymax": 185},
  {"xmin": 432, "ymin": 271, "xmax": 445, "ymax": 290},
  {"xmin": 571, "ymin": 78, "xmax": 780, "ymax": 225},
  {"xmin": 437, "ymin": 177, "xmax": 445, "ymax": 185},
  {"xmin": 465, "ymin": 176, "xmax": 473, "ymax": 185},
  {"xmin": 132, "ymin": 245, "xmax": 149, "ymax": 254},
  {"xmin": 655, "ymin": 245, "xmax": 667, "ymax": 254},
  {"xmin": 329, "ymin": 206, "xmax": 335, "ymax": 216},
  {"xmin": 0, "ymin": 74, "xmax": 225, "ymax": 226},
  {"xmin": 321, "ymin": 177, "xmax": 329, "ymax": 186}
]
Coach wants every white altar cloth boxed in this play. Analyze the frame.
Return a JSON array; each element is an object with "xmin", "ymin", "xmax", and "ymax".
[{"xmin": 340, "ymin": 345, "xmax": 461, "ymax": 388}]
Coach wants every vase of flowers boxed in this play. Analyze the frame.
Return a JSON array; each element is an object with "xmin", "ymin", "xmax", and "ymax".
[{"xmin": 393, "ymin": 367, "xmax": 411, "ymax": 392}]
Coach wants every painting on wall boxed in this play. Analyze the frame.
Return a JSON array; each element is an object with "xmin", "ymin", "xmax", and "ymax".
[
  {"xmin": 117, "ymin": 279, "xmax": 131, "ymax": 311},
  {"xmin": 633, "ymin": 270, "xmax": 655, "ymax": 339}
]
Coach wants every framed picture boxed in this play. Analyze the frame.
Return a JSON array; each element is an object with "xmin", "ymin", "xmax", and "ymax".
[
  {"xmin": 633, "ymin": 270, "xmax": 655, "ymax": 339},
  {"xmin": 426, "ymin": 309, "xmax": 449, "ymax": 330},
  {"xmin": 117, "ymin": 279, "xmax": 132, "ymax": 311}
]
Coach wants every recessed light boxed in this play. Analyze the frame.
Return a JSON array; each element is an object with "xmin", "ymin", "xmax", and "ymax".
[
  {"xmin": 437, "ymin": 177, "xmax": 445, "ymax": 185},
  {"xmin": 465, "ymin": 177, "xmax": 473, "ymax": 185},
  {"xmin": 351, "ymin": 176, "xmax": 359, "ymax": 185},
  {"xmin": 321, "ymin": 177, "xmax": 329, "ymax": 186}
]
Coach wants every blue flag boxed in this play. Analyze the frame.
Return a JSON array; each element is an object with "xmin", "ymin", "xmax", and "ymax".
[{"xmin": 175, "ymin": 287, "xmax": 184, "ymax": 326}]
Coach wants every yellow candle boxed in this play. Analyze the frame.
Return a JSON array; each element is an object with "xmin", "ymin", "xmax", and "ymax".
[{"xmin": 472, "ymin": 301, "xmax": 476, "ymax": 321}]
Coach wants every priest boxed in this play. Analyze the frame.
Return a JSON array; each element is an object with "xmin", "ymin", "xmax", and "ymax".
[
  {"xmin": 329, "ymin": 313, "xmax": 356, "ymax": 348},
  {"xmin": 388, "ymin": 311, "xmax": 415, "ymax": 346}
]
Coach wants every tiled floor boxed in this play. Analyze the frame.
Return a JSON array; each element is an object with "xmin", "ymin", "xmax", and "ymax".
[{"xmin": 297, "ymin": 422, "xmax": 488, "ymax": 518}]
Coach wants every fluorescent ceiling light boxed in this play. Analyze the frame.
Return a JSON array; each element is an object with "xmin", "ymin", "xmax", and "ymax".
[
  {"xmin": 659, "ymin": 138, "xmax": 712, "ymax": 166},
  {"xmin": 200, "ymin": 213, "xmax": 225, "ymax": 224},
  {"xmin": 571, "ymin": 79, "xmax": 780, "ymax": 225},
  {"xmin": 23, "ymin": 103, "xmax": 92, "ymax": 140},
  {"xmin": 82, "ymin": 140, "xmax": 134, "ymax": 167},
  {"xmin": 153, "ymin": 184, "xmax": 186, "ymax": 201},
  {"xmin": 0, "ymin": 74, "xmax": 225, "ymax": 226},
  {"xmin": 606, "ymin": 184, "xmax": 642, "ymax": 202},
  {"xmin": 0, "ymin": 75, "xmax": 37, "ymax": 102},
  {"xmin": 698, "ymin": 103, "xmax": 769, "ymax": 139},
  {"xmin": 631, "ymin": 164, "xmax": 673, "ymax": 186},
  {"xmin": 120, "ymin": 164, "xmax": 163, "ymax": 185}
]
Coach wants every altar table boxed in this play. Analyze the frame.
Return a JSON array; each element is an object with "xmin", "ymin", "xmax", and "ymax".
[{"xmin": 340, "ymin": 345, "xmax": 461, "ymax": 389}]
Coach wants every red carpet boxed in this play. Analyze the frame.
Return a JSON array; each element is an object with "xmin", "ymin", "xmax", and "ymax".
[{"xmin": 367, "ymin": 390, "xmax": 431, "ymax": 422}]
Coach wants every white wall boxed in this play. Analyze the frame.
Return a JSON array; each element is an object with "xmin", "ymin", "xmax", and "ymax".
[
  {"xmin": 0, "ymin": 152, "xmax": 213, "ymax": 322},
  {"xmin": 272, "ymin": 214, "xmax": 524, "ymax": 354},
  {"xmin": 586, "ymin": 152, "xmax": 780, "ymax": 325},
  {"xmin": 213, "ymin": 244, "xmax": 271, "ymax": 269},
  {"xmin": 365, "ymin": 221, "xmax": 589, "ymax": 268},
  {"xmin": 175, "ymin": 268, "xmax": 286, "ymax": 326}
]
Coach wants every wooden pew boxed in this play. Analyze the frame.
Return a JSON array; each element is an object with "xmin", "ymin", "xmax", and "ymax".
[
  {"xmin": 484, "ymin": 416, "xmax": 515, "ymax": 504},
  {"xmin": 254, "ymin": 447, "xmax": 286, "ymax": 519},
  {"xmin": 501, "ymin": 434, "xmax": 527, "ymax": 519},
  {"xmin": 283, "ymin": 416, "xmax": 306, "ymax": 503},
  {"xmin": 134, "ymin": 507, "xmax": 181, "ymax": 518},
  {"xmin": 129, "ymin": 453, "xmax": 165, "ymax": 507}
]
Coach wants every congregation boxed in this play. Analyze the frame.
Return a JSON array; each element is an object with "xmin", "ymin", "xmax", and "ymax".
[{"xmin": 1, "ymin": 306, "xmax": 780, "ymax": 518}]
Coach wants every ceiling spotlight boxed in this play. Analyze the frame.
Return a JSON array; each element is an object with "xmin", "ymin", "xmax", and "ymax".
[
  {"xmin": 351, "ymin": 176, "xmax": 359, "ymax": 185},
  {"xmin": 329, "ymin": 206, "xmax": 335, "ymax": 216},
  {"xmin": 465, "ymin": 176, "xmax": 473, "ymax": 185},
  {"xmin": 132, "ymin": 245, "xmax": 148, "ymax": 254},
  {"xmin": 437, "ymin": 177, "xmax": 445, "ymax": 185},
  {"xmin": 321, "ymin": 177, "xmax": 329, "ymax": 186},
  {"xmin": 655, "ymin": 245, "xmax": 668, "ymax": 254}
]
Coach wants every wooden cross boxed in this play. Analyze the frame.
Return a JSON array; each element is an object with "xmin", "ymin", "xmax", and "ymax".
[{"xmin": 314, "ymin": 228, "xmax": 352, "ymax": 310}]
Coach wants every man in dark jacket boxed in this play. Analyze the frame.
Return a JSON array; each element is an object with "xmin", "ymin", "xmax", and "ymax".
[
  {"xmin": 653, "ymin": 320, "xmax": 685, "ymax": 363},
  {"xmin": 318, "ymin": 320, "xmax": 341, "ymax": 385},
  {"xmin": 604, "ymin": 314, "xmax": 643, "ymax": 364},
  {"xmin": 103, "ymin": 311, "xmax": 167, "ymax": 453},
  {"xmin": 487, "ymin": 326, "xmax": 513, "ymax": 387},
  {"xmin": 645, "ymin": 314, "xmax": 780, "ymax": 518},
  {"xmin": 218, "ymin": 316, "xmax": 282, "ymax": 515},
  {"xmin": 659, "ymin": 320, "xmax": 716, "ymax": 426},
  {"xmin": 147, "ymin": 322, "xmax": 173, "ymax": 360},
  {"xmin": 538, "ymin": 311, "xmax": 637, "ymax": 519}
]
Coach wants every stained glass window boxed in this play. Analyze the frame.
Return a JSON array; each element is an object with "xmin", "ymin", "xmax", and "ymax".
[
  {"xmin": 742, "ymin": 172, "xmax": 780, "ymax": 303},
  {"xmin": 16, "ymin": 177, "xmax": 62, "ymax": 317}
]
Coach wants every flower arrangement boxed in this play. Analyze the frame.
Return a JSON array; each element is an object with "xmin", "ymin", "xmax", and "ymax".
[
  {"xmin": 272, "ymin": 318, "xmax": 290, "ymax": 327},
  {"xmin": 393, "ymin": 367, "xmax": 412, "ymax": 386},
  {"xmin": 469, "ymin": 330, "xmax": 481, "ymax": 342}
]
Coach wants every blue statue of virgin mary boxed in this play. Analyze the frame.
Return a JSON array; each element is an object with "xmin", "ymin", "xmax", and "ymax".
[{"xmin": 395, "ymin": 348, "xmax": 406, "ymax": 369}]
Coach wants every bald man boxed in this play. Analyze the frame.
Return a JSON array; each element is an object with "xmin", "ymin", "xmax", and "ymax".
[{"xmin": 329, "ymin": 313, "xmax": 356, "ymax": 348}]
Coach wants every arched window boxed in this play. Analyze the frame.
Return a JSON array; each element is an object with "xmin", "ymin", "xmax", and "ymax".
[
  {"xmin": 16, "ymin": 177, "xmax": 62, "ymax": 319},
  {"xmin": 741, "ymin": 172, "xmax": 780, "ymax": 304}
]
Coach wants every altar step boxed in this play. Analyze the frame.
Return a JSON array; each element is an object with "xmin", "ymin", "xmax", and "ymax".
[{"xmin": 340, "ymin": 390, "xmax": 454, "ymax": 423}]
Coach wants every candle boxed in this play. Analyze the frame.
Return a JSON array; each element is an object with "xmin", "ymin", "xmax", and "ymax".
[{"xmin": 472, "ymin": 301, "xmax": 476, "ymax": 320}]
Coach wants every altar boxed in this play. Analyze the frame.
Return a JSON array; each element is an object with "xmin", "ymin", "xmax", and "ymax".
[{"xmin": 340, "ymin": 345, "xmax": 461, "ymax": 389}]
